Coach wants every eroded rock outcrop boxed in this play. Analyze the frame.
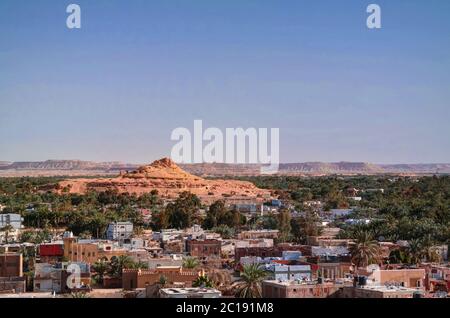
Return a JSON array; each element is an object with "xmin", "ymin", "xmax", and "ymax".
[{"xmin": 57, "ymin": 158, "xmax": 270, "ymax": 203}]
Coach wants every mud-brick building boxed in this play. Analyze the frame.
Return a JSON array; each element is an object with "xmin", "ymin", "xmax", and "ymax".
[
  {"xmin": 122, "ymin": 267, "xmax": 200, "ymax": 290},
  {"xmin": 186, "ymin": 239, "xmax": 221, "ymax": 258}
]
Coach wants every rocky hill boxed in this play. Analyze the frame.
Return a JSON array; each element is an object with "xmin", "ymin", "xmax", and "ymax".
[{"xmin": 56, "ymin": 158, "xmax": 271, "ymax": 204}]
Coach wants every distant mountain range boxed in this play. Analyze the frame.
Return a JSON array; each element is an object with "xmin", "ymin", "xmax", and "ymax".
[
  {"xmin": 0, "ymin": 160, "xmax": 449, "ymax": 177},
  {"xmin": 0, "ymin": 160, "xmax": 137, "ymax": 171}
]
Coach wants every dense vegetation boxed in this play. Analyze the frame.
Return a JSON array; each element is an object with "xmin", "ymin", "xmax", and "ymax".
[
  {"xmin": 0, "ymin": 177, "xmax": 157, "ymax": 238},
  {"xmin": 236, "ymin": 175, "xmax": 450, "ymax": 245},
  {"xmin": 0, "ymin": 175, "xmax": 449, "ymax": 246}
]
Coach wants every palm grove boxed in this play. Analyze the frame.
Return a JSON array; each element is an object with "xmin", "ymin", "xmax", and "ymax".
[{"xmin": 1, "ymin": 175, "xmax": 449, "ymax": 268}]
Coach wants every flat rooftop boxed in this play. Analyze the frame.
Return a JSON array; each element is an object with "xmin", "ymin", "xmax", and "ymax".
[
  {"xmin": 356, "ymin": 285, "xmax": 421, "ymax": 293},
  {"xmin": 160, "ymin": 288, "xmax": 221, "ymax": 295}
]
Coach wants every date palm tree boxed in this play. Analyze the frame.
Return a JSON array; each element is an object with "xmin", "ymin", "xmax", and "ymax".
[
  {"xmin": 71, "ymin": 291, "xmax": 90, "ymax": 298},
  {"xmin": 109, "ymin": 255, "xmax": 135, "ymax": 278},
  {"xmin": 92, "ymin": 259, "xmax": 109, "ymax": 285},
  {"xmin": 235, "ymin": 263, "xmax": 267, "ymax": 298},
  {"xmin": 0, "ymin": 225, "xmax": 14, "ymax": 244},
  {"xmin": 158, "ymin": 275, "xmax": 167, "ymax": 286},
  {"xmin": 349, "ymin": 230, "xmax": 380, "ymax": 268},
  {"xmin": 209, "ymin": 269, "xmax": 231, "ymax": 288},
  {"xmin": 183, "ymin": 257, "xmax": 200, "ymax": 269},
  {"xmin": 192, "ymin": 274, "xmax": 215, "ymax": 288},
  {"xmin": 407, "ymin": 239, "xmax": 425, "ymax": 265}
]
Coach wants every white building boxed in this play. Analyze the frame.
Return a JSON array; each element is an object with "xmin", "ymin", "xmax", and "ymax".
[
  {"xmin": 265, "ymin": 264, "xmax": 312, "ymax": 282},
  {"xmin": 0, "ymin": 214, "xmax": 24, "ymax": 230},
  {"xmin": 159, "ymin": 287, "xmax": 221, "ymax": 298},
  {"xmin": 328, "ymin": 209, "xmax": 353, "ymax": 219},
  {"xmin": 106, "ymin": 221, "xmax": 133, "ymax": 240}
]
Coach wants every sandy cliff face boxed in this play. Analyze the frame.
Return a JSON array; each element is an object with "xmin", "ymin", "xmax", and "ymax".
[{"xmin": 57, "ymin": 158, "xmax": 270, "ymax": 203}]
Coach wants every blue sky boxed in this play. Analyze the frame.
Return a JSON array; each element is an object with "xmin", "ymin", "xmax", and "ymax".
[{"xmin": 1, "ymin": 0, "xmax": 449, "ymax": 164}]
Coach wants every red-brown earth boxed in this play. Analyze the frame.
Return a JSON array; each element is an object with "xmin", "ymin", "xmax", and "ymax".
[{"xmin": 56, "ymin": 158, "xmax": 271, "ymax": 204}]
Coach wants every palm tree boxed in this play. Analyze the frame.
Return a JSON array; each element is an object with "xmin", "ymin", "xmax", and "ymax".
[
  {"xmin": 71, "ymin": 291, "xmax": 90, "ymax": 298},
  {"xmin": 349, "ymin": 230, "xmax": 380, "ymax": 268},
  {"xmin": 235, "ymin": 264, "xmax": 267, "ymax": 298},
  {"xmin": 208, "ymin": 269, "xmax": 232, "ymax": 288},
  {"xmin": 130, "ymin": 261, "xmax": 148, "ymax": 270},
  {"xmin": 183, "ymin": 257, "xmax": 199, "ymax": 269},
  {"xmin": 418, "ymin": 235, "xmax": 441, "ymax": 263},
  {"xmin": 92, "ymin": 260, "xmax": 109, "ymax": 285},
  {"xmin": 158, "ymin": 275, "xmax": 167, "ymax": 286},
  {"xmin": 193, "ymin": 274, "xmax": 215, "ymax": 288},
  {"xmin": 389, "ymin": 249, "xmax": 411, "ymax": 264},
  {"xmin": 109, "ymin": 255, "xmax": 135, "ymax": 278},
  {"xmin": 407, "ymin": 239, "xmax": 424, "ymax": 265},
  {"xmin": 1, "ymin": 225, "xmax": 14, "ymax": 244}
]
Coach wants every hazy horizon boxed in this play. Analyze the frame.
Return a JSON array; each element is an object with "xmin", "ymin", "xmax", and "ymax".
[
  {"xmin": 1, "ymin": 157, "xmax": 450, "ymax": 166},
  {"xmin": 1, "ymin": 0, "xmax": 450, "ymax": 164}
]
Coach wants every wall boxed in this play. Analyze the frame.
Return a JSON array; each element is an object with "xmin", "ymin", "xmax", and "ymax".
[
  {"xmin": 0, "ymin": 253, "xmax": 23, "ymax": 277},
  {"xmin": 122, "ymin": 268, "xmax": 199, "ymax": 290}
]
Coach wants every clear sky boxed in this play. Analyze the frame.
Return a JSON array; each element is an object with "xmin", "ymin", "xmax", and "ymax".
[{"xmin": 1, "ymin": 0, "xmax": 449, "ymax": 164}]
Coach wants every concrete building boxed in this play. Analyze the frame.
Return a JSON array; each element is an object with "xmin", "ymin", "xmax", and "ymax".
[
  {"xmin": 328, "ymin": 209, "xmax": 353, "ymax": 219},
  {"xmin": 367, "ymin": 268, "xmax": 426, "ymax": 289},
  {"xmin": 240, "ymin": 256, "xmax": 281, "ymax": 266},
  {"xmin": 232, "ymin": 203, "xmax": 262, "ymax": 214},
  {"xmin": 34, "ymin": 262, "xmax": 91, "ymax": 293},
  {"xmin": 0, "ymin": 214, "xmax": 23, "ymax": 230},
  {"xmin": 282, "ymin": 251, "xmax": 302, "ymax": 261},
  {"xmin": 33, "ymin": 263, "xmax": 63, "ymax": 293},
  {"xmin": 0, "ymin": 277, "xmax": 26, "ymax": 293},
  {"xmin": 63, "ymin": 236, "xmax": 128, "ymax": 264},
  {"xmin": 341, "ymin": 285, "xmax": 419, "ymax": 298},
  {"xmin": 266, "ymin": 264, "xmax": 312, "ymax": 282},
  {"xmin": 186, "ymin": 239, "xmax": 221, "ymax": 259},
  {"xmin": 424, "ymin": 264, "xmax": 450, "ymax": 293},
  {"xmin": 38, "ymin": 243, "xmax": 64, "ymax": 264},
  {"xmin": 106, "ymin": 221, "xmax": 133, "ymax": 241},
  {"xmin": 122, "ymin": 267, "xmax": 200, "ymax": 290},
  {"xmin": 235, "ymin": 241, "xmax": 310, "ymax": 262},
  {"xmin": 311, "ymin": 246, "xmax": 350, "ymax": 257},
  {"xmin": 262, "ymin": 280, "xmax": 342, "ymax": 298},
  {"xmin": 238, "ymin": 230, "xmax": 279, "ymax": 240},
  {"xmin": 163, "ymin": 239, "xmax": 185, "ymax": 254},
  {"xmin": 0, "ymin": 253, "xmax": 25, "ymax": 293},
  {"xmin": 0, "ymin": 253, "xmax": 23, "ymax": 277},
  {"xmin": 316, "ymin": 262, "xmax": 352, "ymax": 280},
  {"xmin": 145, "ymin": 255, "xmax": 183, "ymax": 270}
]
